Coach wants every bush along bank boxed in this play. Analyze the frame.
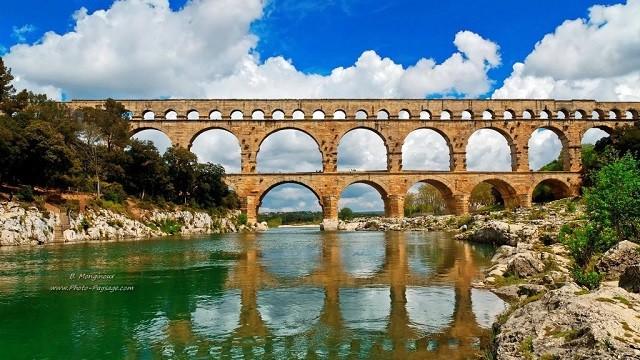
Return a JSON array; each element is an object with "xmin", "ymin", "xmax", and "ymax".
[{"xmin": 0, "ymin": 201, "xmax": 267, "ymax": 246}]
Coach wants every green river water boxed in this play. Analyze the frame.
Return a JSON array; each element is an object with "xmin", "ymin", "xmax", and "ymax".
[{"xmin": 0, "ymin": 228, "xmax": 506, "ymax": 359}]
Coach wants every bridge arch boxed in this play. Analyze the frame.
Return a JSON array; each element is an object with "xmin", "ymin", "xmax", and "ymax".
[
  {"xmin": 142, "ymin": 110, "xmax": 155, "ymax": 120},
  {"xmin": 257, "ymin": 180, "xmax": 323, "ymax": 216},
  {"xmin": 469, "ymin": 178, "xmax": 520, "ymax": 211},
  {"xmin": 165, "ymin": 109, "xmax": 178, "ymax": 120},
  {"xmin": 466, "ymin": 127, "xmax": 515, "ymax": 172},
  {"xmin": 337, "ymin": 127, "xmax": 389, "ymax": 171},
  {"xmin": 405, "ymin": 178, "xmax": 455, "ymax": 215},
  {"xmin": 130, "ymin": 127, "xmax": 172, "ymax": 153},
  {"xmin": 402, "ymin": 128, "xmax": 452, "ymax": 171},
  {"xmin": 257, "ymin": 128, "xmax": 323, "ymax": 173},
  {"xmin": 531, "ymin": 178, "xmax": 572, "ymax": 203},
  {"xmin": 190, "ymin": 128, "xmax": 241, "ymax": 173},
  {"xmin": 581, "ymin": 125, "xmax": 612, "ymax": 145},
  {"xmin": 339, "ymin": 179, "xmax": 389, "ymax": 216},
  {"xmin": 528, "ymin": 126, "xmax": 569, "ymax": 171}
]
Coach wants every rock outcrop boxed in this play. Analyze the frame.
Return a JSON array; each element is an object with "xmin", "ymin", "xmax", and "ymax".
[
  {"xmin": 0, "ymin": 201, "xmax": 258, "ymax": 246},
  {"xmin": 456, "ymin": 220, "xmax": 538, "ymax": 246},
  {"xmin": 597, "ymin": 240, "xmax": 640, "ymax": 280},
  {"xmin": 619, "ymin": 265, "xmax": 640, "ymax": 294},
  {"xmin": 495, "ymin": 283, "xmax": 640, "ymax": 360}
]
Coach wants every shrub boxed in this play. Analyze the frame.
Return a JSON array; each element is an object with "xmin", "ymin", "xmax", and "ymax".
[
  {"xmin": 339, "ymin": 207, "xmax": 354, "ymax": 221},
  {"xmin": 103, "ymin": 183, "xmax": 127, "ymax": 204},
  {"xmin": 237, "ymin": 213, "xmax": 248, "ymax": 225},
  {"xmin": 156, "ymin": 219, "xmax": 182, "ymax": 235},
  {"xmin": 572, "ymin": 267, "xmax": 602, "ymax": 290},
  {"xmin": 17, "ymin": 185, "xmax": 34, "ymax": 202},
  {"xmin": 456, "ymin": 214, "xmax": 473, "ymax": 228}
]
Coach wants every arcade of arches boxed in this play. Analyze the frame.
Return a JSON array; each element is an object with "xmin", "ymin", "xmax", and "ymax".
[{"xmin": 68, "ymin": 99, "xmax": 639, "ymax": 230}]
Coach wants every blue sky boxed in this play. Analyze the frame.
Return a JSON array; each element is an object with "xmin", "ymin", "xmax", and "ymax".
[
  {"xmin": 1, "ymin": 0, "xmax": 637, "ymax": 212},
  {"xmin": 0, "ymin": 0, "xmax": 623, "ymax": 97}
]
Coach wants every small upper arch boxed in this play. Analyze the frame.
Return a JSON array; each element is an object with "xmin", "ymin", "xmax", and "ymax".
[
  {"xmin": 187, "ymin": 110, "xmax": 199, "ymax": 120},
  {"xmin": 625, "ymin": 109, "xmax": 638, "ymax": 119},
  {"xmin": 556, "ymin": 109, "xmax": 568, "ymax": 119},
  {"xmin": 312, "ymin": 110, "xmax": 325, "ymax": 120},
  {"xmin": 398, "ymin": 109, "xmax": 411, "ymax": 120},
  {"xmin": 209, "ymin": 110, "xmax": 222, "ymax": 120},
  {"xmin": 503, "ymin": 110, "xmax": 515, "ymax": 120},
  {"xmin": 292, "ymin": 109, "xmax": 305, "ymax": 120},
  {"xmin": 482, "ymin": 110, "xmax": 494, "ymax": 120},
  {"xmin": 522, "ymin": 110, "xmax": 533, "ymax": 119},
  {"xmin": 608, "ymin": 109, "xmax": 620, "ymax": 119},
  {"xmin": 165, "ymin": 109, "xmax": 178, "ymax": 120},
  {"xmin": 142, "ymin": 110, "xmax": 155, "ymax": 120},
  {"xmin": 252, "ymin": 109, "xmax": 265, "ymax": 120},
  {"xmin": 440, "ymin": 110, "xmax": 452, "ymax": 120},
  {"xmin": 539, "ymin": 110, "xmax": 551, "ymax": 119},
  {"xmin": 574, "ymin": 110, "xmax": 586, "ymax": 119},
  {"xmin": 333, "ymin": 110, "xmax": 347, "ymax": 120},
  {"xmin": 230, "ymin": 110, "xmax": 244, "ymax": 120},
  {"xmin": 272, "ymin": 109, "xmax": 285, "ymax": 120},
  {"xmin": 355, "ymin": 110, "xmax": 368, "ymax": 120},
  {"xmin": 461, "ymin": 110, "xmax": 473, "ymax": 120},
  {"xmin": 591, "ymin": 109, "xmax": 604, "ymax": 120},
  {"xmin": 419, "ymin": 110, "xmax": 431, "ymax": 120},
  {"xmin": 377, "ymin": 109, "xmax": 390, "ymax": 120}
]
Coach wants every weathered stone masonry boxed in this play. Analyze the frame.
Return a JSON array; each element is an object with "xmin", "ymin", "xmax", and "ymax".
[{"xmin": 68, "ymin": 99, "xmax": 639, "ymax": 230}]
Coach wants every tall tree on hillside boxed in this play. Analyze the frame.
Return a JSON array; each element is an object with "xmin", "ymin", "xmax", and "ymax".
[
  {"xmin": 0, "ymin": 57, "xmax": 15, "ymax": 108},
  {"xmin": 124, "ymin": 140, "xmax": 170, "ymax": 200}
]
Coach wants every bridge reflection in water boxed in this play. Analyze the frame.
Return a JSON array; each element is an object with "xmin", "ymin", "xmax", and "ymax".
[{"xmin": 159, "ymin": 230, "xmax": 505, "ymax": 359}]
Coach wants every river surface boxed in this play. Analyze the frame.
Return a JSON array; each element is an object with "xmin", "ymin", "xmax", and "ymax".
[{"xmin": 0, "ymin": 228, "xmax": 505, "ymax": 359}]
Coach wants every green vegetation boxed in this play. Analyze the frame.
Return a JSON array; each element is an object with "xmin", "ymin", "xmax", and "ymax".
[
  {"xmin": 560, "ymin": 127, "xmax": 640, "ymax": 289},
  {"xmin": 339, "ymin": 207, "xmax": 354, "ymax": 220},
  {"xmin": 0, "ymin": 57, "xmax": 237, "ymax": 212},
  {"xmin": 258, "ymin": 211, "xmax": 322, "ymax": 226},
  {"xmin": 518, "ymin": 336, "xmax": 534, "ymax": 360},
  {"xmin": 404, "ymin": 183, "xmax": 447, "ymax": 216}
]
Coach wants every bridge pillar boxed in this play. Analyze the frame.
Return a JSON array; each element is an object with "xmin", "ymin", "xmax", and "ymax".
[
  {"xmin": 567, "ymin": 145, "xmax": 583, "ymax": 172},
  {"xmin": 322, "ymin": 153, "xmax": 337, "ymax": 173},
  {"xmin": 242, "ymin": 195, "xmax": 258, "ymax": 224},
  {"xmin": 514, "ymin": 144, "xmax": 530, "ymax": 172},
  {"xmin": 451, "ymin": 194, "xmax": 470, "ymax": 215},
  {"xmin": 388, "ymin": 152, "xmax": 402, "ymax": 172},
  {"xmin": 516, "ymin": 193, "xmax": 533, "ymax": 209},
  {"xmin": 386, "ymin": 195, "xmax": 405, "ymax": 219},
  {"xmin": 241, "ymin": 151, "xmax": 256, "ymax": 173},
  {"xmin": 321, "ymin": 195, "xmax": 339, "ymax": 231},
  {"xmin": 450, "ymin": 151, "xmax": 466, "ymax": 172}
]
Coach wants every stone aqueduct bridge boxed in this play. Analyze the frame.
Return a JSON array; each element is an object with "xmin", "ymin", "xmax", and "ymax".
[{"xmin": 68, "ymin": 99, "xmax": 639, "ymax": 230}]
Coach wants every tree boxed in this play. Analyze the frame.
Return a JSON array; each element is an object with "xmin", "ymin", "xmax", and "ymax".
[
  {"xmin": 192, "ymin": 163, "xmax": 227, "ymax": 208},
  {"xmin": 163, "ymin": 146, "xmax": 198, "ymax": 204},
  {"xmin": 0, "ymin": 57, "xmax": 15, "ymax": 108},
  {"xmin": 124, "ymin": 140, "xmax": 169, "ymax": 200},
  {"xmin": 81, "ymin": 99, "xmax": 130, "ymax": 152},
  {"xmin": 20, "ymin": 121, "xmax": 75, "ymax": 186},
  {"xmin": 585, "ymin": 154, "xmax": 640, "ymax": 243},
  {"xmin": 339, "ymin": 207, "xmax": 354, "ymax": 220}
]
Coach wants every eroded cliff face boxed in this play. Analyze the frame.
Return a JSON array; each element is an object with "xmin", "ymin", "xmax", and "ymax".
[{"xmin": 0, "ymin": 201, "xmax": 259, "ymax": 246}]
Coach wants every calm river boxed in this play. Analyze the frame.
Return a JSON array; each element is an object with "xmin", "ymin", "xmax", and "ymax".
[{"xmin": 0, "ymin": 228, "xmax": 506, "ymax": 359}]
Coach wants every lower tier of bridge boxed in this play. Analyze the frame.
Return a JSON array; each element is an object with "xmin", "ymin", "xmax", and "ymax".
[{"xmin": 224, "ymin": 171, "xmax": 582, "ymax": 230}]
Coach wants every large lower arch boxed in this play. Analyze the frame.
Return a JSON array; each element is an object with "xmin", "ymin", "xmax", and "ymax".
[
  {"xmin": 402, "ymin": 128, "xmax": 452, "ymax": 171},
  {"xmin": 338, "ymin": 180, "xmax": 388, "ymax": 217},
  {"xmin": 337, "ymin": 128, "xmax": 388, "ymax": 171},
  {"xmin": 466, "ymin": 128, "xmax": 514, "ymax": 172},
  {"xmin": 469, "ymin": 178, "xmax": 519, "ymax": 212},
  {"xmin": 528, "ymin": 127, "xmax": 568, "ymax": 171},
  {"xmin": 257, "ymin": 129, "xmax": 323, "ymax": 173},
  {"xmin": 405, "ymin": 179, "xmax": 455, "ymax": 216},
  {"xmin": 257, "ymin": 181, "xmax": 323, "ymax": 217},
  {"xmin": 189, "ymin": 128, "xmax": 241, "ymax": 173},
  {"xmin": 581, "ymin": 126, "xmax": 612, "ymax": 145},
  {"xmin": 130, "ymin": 128, "xmax": 172, "ymax": 154},
  {"xmin": 531, "ymin": 178, "xmax": 572, "ymax": 203}
]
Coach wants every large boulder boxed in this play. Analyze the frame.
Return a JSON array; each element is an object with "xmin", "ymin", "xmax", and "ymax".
[
  {"xmin": 506, "ymin": 251, "xmax": 546, "ymax": 278},
  {"xmin": 619, "ymin": 264, "xmax": 640, "ymax": 293},
  {"xmin": 596, "ymin": 241, "xmax": 640, "ymax": 280},
  {"xmin": 457, "ymin": 221, "xmax": 538, "ymax": 246},
  {"xmin": 495, "ymin": 283, "xmax": 640, "ymax": 360}
]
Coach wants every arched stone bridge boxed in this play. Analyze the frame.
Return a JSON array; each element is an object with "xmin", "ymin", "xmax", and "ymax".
[{"xmin": 67, "ymin": 99, "xmax": 639, "ymax": 230}]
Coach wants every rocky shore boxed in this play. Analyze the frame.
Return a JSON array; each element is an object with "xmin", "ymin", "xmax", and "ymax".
[{"xmin": 0, "ymin": 201, "xmax": 268, "ymax": 246}]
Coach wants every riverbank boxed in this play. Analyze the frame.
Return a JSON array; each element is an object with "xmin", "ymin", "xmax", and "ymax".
[{"xmin": 0, "ymin": 200, "xmax": 268, "ymax": 246}]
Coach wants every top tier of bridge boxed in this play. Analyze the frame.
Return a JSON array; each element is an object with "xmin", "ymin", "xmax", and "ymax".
[{"xmin": 67, "ymin": 99, "xmax": 640, "ymax": 121}]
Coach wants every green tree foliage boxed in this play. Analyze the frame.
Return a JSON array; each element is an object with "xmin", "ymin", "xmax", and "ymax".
[
  {"xmin": 339, "ymin": 207, "xmax": 354, "ymax": 220},
  {"xmin": 469, "ymin": 182, "xmax": 503, "ymax": 212},
  {"xmin": 404, "ymin": 183, "xmax": 447, "ymax": 216},
  {"xmin": 123, "ymin": 140, "xmax": 169, "ymax": 200},
  {"xmin": 585, "ymin": 154, "xmax": 640, "ymax": 242},
  {"xmin": 163, "ymin": 146, "xmax": 198, "ymax": 204}
]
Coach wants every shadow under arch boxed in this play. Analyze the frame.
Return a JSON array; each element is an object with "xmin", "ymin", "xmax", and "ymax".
[
  {"xmin": 528, "ymin": 125, "xmax": 570, "ymax": 171},
  {"xmin": 530, "ymin": 178, "xmax": 572, "ymax": 203},
  {"xmin": 469, "ymin": 178, "xmax": 520, "ymax": 211},
  {"xmin": 466, "ymin": 127, "xmax": 516, "ymax": 171},
  {"xmin": 401, "ymin": 127, "xmax": 453, "ymax": 171},
  {"xmin": 406, "ymin": 178, "xmax": 455, "ymax": 215}
]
